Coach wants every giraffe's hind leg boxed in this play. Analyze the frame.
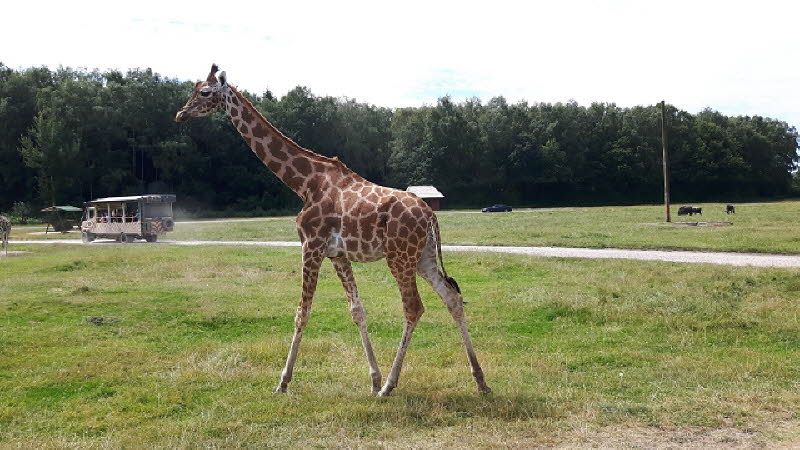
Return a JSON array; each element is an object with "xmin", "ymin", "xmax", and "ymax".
[
  {"xmin": 331, "ymin": 256, "xmax": 382, "ymax": 393},
  {"xmin": 417, "ymin": 236, "xmax": 491, "ymax": 394},
  {"xmin": 378, "ymin": 256, "xmax": 425, "ymax": 397}
]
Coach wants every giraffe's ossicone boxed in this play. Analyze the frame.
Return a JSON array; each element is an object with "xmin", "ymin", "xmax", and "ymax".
[{"xmin": 176, "ymin": 64, "xmax": 490, "ymax": 396}]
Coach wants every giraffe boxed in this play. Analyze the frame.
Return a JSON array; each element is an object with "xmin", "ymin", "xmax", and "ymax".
[
  {"xmin": 0, "ymin": 215, "xmax": 10, "ymax": 256},
  {"xmin": 175, "ymin": 65, "xmax": 491, "ymax": 396}
]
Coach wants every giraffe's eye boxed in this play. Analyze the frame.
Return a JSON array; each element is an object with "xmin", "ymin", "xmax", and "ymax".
[{"xmin": 199, "ymin": 90, "xmax": 211, "ymax": 97}]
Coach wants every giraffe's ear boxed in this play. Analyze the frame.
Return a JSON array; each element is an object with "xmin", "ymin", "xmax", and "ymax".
[
  {"xmin": 207, "ymin": 64, "xmax": 219, "ymax": 83},
  {"xmin": 219, "ymin": 71, "xmax": 227, "ymax": 86}
]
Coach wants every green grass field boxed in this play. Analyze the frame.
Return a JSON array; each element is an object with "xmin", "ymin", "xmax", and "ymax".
[
  {"xmin": 1, "ymin": 243, "xmax": 799, "ymax": 447},
  {"xmin": 12, "ymin": 201, "xmax": 800, "ymax": 254}
]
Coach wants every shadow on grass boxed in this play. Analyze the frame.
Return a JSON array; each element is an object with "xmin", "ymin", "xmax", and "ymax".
[{"xmin": 336, "ymin": 391, "xmax": 565, "ymax": 427}]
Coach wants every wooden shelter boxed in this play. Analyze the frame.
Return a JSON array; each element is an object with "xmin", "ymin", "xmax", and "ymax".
[
  {"xmin": 40, "ymin": 205, "xmax": 83, "ymax": 233},
  {"xmin": 406, "ymin": 185, "xmax": 444, "ymax": 211}
]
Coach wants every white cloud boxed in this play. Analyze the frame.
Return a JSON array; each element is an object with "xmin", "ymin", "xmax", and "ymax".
[{"xmin": 4, "ymin": 0, "xmax": 799, "ymax": 126}]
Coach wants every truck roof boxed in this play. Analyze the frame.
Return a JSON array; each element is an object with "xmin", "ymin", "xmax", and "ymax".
[{"xmin": 88, "ymin": 194, "xmax": 176, "ymax": 204}]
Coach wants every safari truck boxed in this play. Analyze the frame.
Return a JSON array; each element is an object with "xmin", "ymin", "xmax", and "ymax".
[{"xmin": 81, "ymin": 195, "xmax": 176, "ymax": 243}]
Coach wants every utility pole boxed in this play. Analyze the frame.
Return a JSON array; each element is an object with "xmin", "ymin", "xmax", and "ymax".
[{"xmin": 660, "ymin": 100, "xmax": 671, "ymax": 222}]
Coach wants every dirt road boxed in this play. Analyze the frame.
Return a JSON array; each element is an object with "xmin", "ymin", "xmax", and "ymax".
[{"xmin": 8, "ymin": 239, "xmax": 800, "ymax": 268}]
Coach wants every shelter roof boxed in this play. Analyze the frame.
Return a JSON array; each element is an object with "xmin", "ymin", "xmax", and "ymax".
[
  {"xmin": 40, "ymin": 205, "xmax": 82, "ymax": 212},
  {"xmin": 406, "ymin": 185, "xmax": 444, "ymax": 198}
]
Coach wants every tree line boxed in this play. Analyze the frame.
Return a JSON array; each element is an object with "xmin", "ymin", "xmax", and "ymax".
[{"xmin": 1, "ymin": 64, "xmax": 797, "ymax": 217}]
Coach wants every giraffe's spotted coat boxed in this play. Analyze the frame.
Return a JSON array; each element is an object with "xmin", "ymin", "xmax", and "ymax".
[{"xmin": 175, "ymin": 64, "xmax": 490, "ymax": 396}]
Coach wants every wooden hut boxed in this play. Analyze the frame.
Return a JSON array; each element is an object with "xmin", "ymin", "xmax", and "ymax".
[{"xmin": 406, "ymin": 185, "xmax": 444, "ymax": 211}]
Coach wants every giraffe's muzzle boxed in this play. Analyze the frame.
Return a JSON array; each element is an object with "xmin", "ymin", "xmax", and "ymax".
[{"xmin": 175, "ymin": 110, "xmax": 190, "ymax": 122}]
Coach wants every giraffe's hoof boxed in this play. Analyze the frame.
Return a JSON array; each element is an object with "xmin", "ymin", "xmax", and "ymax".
[
  {"xmin": 377, "ymin": 388, "xmax": 393, "ymax": 397},
  {"xmin": 273, "ymin": 385, "xmax": 288, "ymax": 394},
  {"xmin": 478, "ymin": 385, "xmax": 493, "ymax": 395},
  {"xmin": 371, "ymin": 378, "xmax": 382, "ymax": 395}
]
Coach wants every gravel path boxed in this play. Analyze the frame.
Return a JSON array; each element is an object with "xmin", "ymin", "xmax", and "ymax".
[{"xmin": 9, "ymin": 239, "xmax": 800, "ymax": 268}]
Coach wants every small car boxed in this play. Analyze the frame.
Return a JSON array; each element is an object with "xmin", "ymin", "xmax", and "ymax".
[{"xmin": 481, "ymin": 204, "xmax": 513, "ymax": 213}]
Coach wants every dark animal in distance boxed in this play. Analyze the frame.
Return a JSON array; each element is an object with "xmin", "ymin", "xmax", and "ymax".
[
  {"xmin": 726, "ymin": 204, "xmax": 735, "ymax": 214},
  {"xmin": 678, "ymin": 206, "xmax": 702, "ymax": 216}
]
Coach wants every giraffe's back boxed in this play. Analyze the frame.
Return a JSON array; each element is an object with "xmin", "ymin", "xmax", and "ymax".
[{"xmin": 337, "ymin": 184, "xmax": 433, "ymax": 263}]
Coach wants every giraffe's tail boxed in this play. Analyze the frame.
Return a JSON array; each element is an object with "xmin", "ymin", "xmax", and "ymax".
[{"xmin": 431, "ymin": 215, "xmax": 461, "ymax": 295}]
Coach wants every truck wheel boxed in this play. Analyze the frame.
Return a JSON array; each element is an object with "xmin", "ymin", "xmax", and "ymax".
[
  {"xmin": 124, "ymin": 234, "xmax": 135, "ymax": 243},
  {"xmin": 145, "ymin": 234, "xmax": 158, "ymax": 243},
  {"xmin": 81, "ymin": 231, "xmax": 91, "ymax": 243}
]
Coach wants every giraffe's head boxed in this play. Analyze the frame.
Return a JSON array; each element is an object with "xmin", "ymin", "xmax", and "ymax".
[{"xmin": 175, "ymin": 64, "xmax": 229, "ymax": 122}]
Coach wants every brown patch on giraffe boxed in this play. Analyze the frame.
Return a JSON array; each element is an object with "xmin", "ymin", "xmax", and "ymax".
[
  {"xmin": 305, "ymin": 174, "xmax": 324, "ymax": 193},
  {"xmin": 293, "ymin": 157, "xmax": 313, "ymax": 177},
  {"xmin": 327, "ymin": 169, "xmax": 342, "ymax": 186},
  {"xmin": 387, "ymin": 220, "xmax": 398, "ymax": 236},
  {"xmin": 361, "ymin": 214, "xmax": 377, "ymax": 241},
  {"xmin": 322, "ymin": 216, "xmax": 339, "ymax": 232},
  {"xmin": 358, "ymin": 200, "xmax": 378, "ymax": 214},
  {"xmin": 397, "ymin": 222, "xmax": 411, "ymax": 236},
  {"xmin": 390, "ymin": 202, "xmax": 404, "ymax": 218},
  {"xmin": 302, "ymin": 217, "xmax": 323, "ymax": 234},
  {"xmin": 307, "ymin": 205, "xmax": 322, "ymax": 218},
  {"xmin": 305, "ymin": 237, "xmax": 324, "ymax": 249},
  {"xmin": 342, "ymin": 192, "xmax": 358, "ymax": 213},
  {"xmin": 230, "ymin": 107, "xmax": 239, "ymax": 118},
  {"xmin": 286, "ymin": 174, "xmax": 305, "ymax": 191},
  {"xmin": 252, "ymin": 123, "xmax": 269, "ymax": 139},
  {"xmin": 396, "ymin": 239, "xmax": 408, "ymax": 253},
  {"xmin": 325, "ymin": 190, "xmax": 338, "ymax": 207},
  {"xmin": 254, "ymin": 141, "xmax": 267, "ymax": 160},
  {"xmin": 267, "ymin": 136, "xmax": 284, "ymax": 153},
  {"xmin": 272, "ymin": 145, "xmax": 289, "ymax": 162},
  {"xmin": 238, "ymin": 123, "xmax": 249, "ymax": 134},
  {"xmin": 399, "ymin": 210, "xmax": 416, "ymax": 224},
  {"xmin": 266, "ymin": 160, "xmax": 282, "ymax": 173}
]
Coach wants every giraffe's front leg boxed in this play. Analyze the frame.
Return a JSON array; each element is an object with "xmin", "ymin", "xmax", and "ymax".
[{"xmin": 274, "ymin": 248, "xmax": 323, "ymax": 394}]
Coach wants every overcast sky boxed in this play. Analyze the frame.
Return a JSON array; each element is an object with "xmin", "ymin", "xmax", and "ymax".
[{"xmin": 4, "ymin": 0, "xmax": 799, "ymax": 127}]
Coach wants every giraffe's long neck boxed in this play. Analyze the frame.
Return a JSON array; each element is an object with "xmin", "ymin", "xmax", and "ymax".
[{"xmin": 222, "ymin": 86, "xmax": 331, "ymax": 201}]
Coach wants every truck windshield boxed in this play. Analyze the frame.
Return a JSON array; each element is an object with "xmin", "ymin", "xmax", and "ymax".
[{"xmin": 144, "ymin": 203, "xmax": 172, "ymax": 218}]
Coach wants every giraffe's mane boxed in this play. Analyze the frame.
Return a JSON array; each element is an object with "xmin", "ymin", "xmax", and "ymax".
[{"xmin": 230, "ymin": 86, "xmax": 350, "ymax": 171}]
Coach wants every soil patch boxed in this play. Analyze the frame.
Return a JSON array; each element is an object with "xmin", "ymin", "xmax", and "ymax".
[
  {"xmin": 1, "ymin": 251, "xmax": 33, "ymax": 257},
  {"xmin": 673, "ymin": 222, "xmax": 733, "ymax": 227}
]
